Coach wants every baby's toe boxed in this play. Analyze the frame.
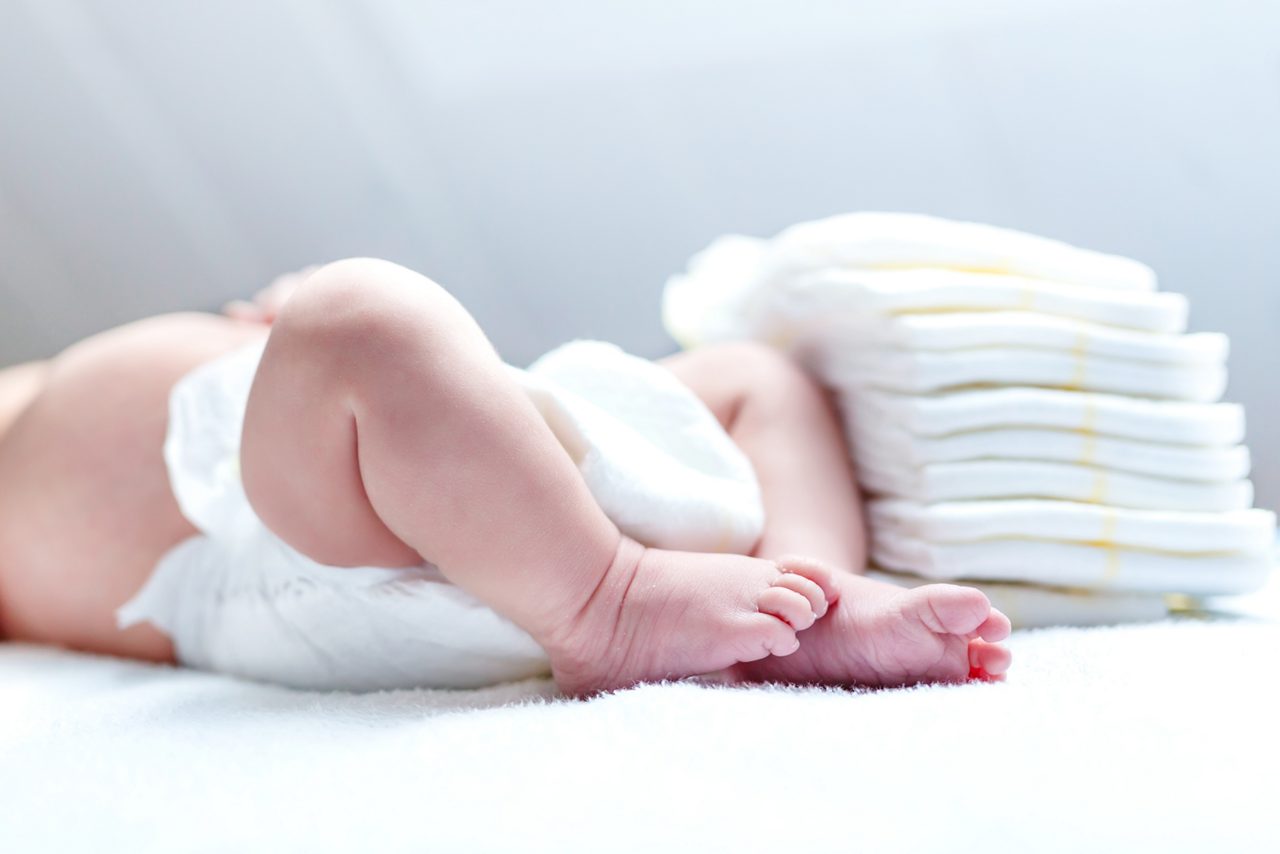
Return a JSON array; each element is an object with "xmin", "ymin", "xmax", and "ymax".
[
  {"xmin": 757, "ymin": 586, "xmax": 818, "ymax": 631},
  {"xmin": 771, "ymin": 571, "xmax": 828, "ymax": 619},
  {"xmin": 776, "ymin": 555, "xmax": 842, "ymax": 607},
  {"xmin": 968, "ymin": 639, "xmax": 1012, "ymax": 680},
  {"xmin": 975, "ymin": 608, "xmax": 1012, "ymax": 643},
  {"xmin": 737, "ymin": 612, "xmax": 801, "ymax": 660},
  {"xmin": 906, "ymin": 585, "xmax": 992, "ymax": 636}
]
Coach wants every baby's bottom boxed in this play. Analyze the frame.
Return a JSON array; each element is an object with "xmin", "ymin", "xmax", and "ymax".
[
  {"xmin": 240, "ymin": 260, "xmax": 1010, "ymax": 694},
  {"xmin": 0, "ymin": 313, "xmax": 266, "ymax": 659}
]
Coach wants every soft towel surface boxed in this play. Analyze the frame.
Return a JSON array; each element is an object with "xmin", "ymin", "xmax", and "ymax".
[{"xmin": 4, "ymin": 584, "xmax": 1278, "ymax": 853}]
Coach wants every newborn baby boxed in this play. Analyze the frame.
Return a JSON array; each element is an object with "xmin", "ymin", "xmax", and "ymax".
[{"xmin": 0, "ymin": 259, "xmax": 1010, "ymax": 694}]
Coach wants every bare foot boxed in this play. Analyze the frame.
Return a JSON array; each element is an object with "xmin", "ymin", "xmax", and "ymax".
[
  {"xmin": 545, "ymin": 537, "xmax": 840, "ymax": 696},
  {"xmin": 737, "ymin": 558, "xmax": 1012, "ymax": 687}
]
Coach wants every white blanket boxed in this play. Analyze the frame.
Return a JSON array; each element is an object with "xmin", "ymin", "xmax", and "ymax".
[{"xmin": 4, "ymin": 581, "xmax": 1278, "ymax": 853}]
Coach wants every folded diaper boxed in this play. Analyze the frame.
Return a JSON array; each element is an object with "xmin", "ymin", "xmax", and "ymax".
[
  {"xmin": 855, "ymin": 459, "xmax": 1253, "ymax": 512},
  {"xmin": 842, "ymin": 388, "xmax": 1247, "ymax": 446},
  {"xmin": 867, "ymin": 499, "xmax": 1277, "ymax": 554},
  {"xmin": 869, "ymin": 534, "xmax": 1272, "ymax": 595},
  {"xmin": 819, "ymin": 345, "xmax": 1226, "ymax": 401},
  {"xmin": 806, "ymin": 311, "xmax": 1228, "ymax": 365},
  {"xmin": 783, "ymin": 270, "xmax": 1188, "ymax": 334},
  {"xmin": 664, "ymin": 213, "xmax": 1158, "ymax": 348},
  {"xmin": 866, "ymin": 569, "xmax": 1171, "ymax": 627},
  {"xmin": 845, "ymin": 423, "xmax": 1251, "ymax": 482},
  {"xmin": 120, "ymin": 339, "xmax": 766, "ymax": 691},
  {"xmin": 763, "ymin": 212, "xmax": 1158, "ymax": 291}
]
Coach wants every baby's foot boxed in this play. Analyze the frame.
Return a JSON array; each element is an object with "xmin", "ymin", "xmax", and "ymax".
[
  {"xmin": 545, "ymin": 537, "xmax": 839, "ymax": 696},
  {"xmin": 738, "ymin": 558, "xmax": 1012, "ymax": 687}
]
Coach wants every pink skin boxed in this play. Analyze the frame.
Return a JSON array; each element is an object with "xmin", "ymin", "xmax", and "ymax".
[{"xmin": 0, "ymin": 258, "xmax": 1011, "ymax": 691}]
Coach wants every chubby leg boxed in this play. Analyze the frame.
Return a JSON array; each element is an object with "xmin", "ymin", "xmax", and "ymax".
[
  {"xmin": 240, "ymin": 260, "xmax": 836, "ymax": 695},
  {"xmin": 665, "ymin": 344, "xmax": 1013, "ymax": 684},
  {"xmin": 661, "ymin": 342, "xmax": 866, "ymax": 570}
]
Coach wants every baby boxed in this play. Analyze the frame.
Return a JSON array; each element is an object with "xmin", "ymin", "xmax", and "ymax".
[{"xmin": 0, "ymin": 259, "xmax": 1010, "ymax": 694}]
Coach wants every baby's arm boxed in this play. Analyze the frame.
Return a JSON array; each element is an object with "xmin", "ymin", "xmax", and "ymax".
[{"xmin": 661, "ymin": 343, "xmax": 866, "ymax": 572}]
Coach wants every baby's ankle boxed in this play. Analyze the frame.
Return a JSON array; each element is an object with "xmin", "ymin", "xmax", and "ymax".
[{"xmin": 539, "ymin": 535, "xmax": 646, "ymax": 675}]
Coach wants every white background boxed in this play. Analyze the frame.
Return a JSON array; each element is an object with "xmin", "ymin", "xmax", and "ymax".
[{"xmin": 1, "ymin": 0, "xmax": 1276, "ymax": 506}]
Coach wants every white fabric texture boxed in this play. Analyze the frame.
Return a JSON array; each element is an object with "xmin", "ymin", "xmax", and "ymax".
[
  {"xmin": 6, "ymin": 584, "xmax": 1280, "ymax": 853},
  {"xmin": 664, "ymin": 212, "xmax": 1276, "ymax": 609},
  {"xmin": 118, "ymin": 339, "xmax": 764, "ymax": 691}
]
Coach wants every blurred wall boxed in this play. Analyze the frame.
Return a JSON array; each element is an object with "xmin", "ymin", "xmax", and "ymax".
[{"xmin": 0, "ymin": 0, "xmax": 1277, "ymax": 506}]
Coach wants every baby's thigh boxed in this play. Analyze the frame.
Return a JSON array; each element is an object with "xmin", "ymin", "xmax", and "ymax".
[{"xmin": 660, "ymin": 342, "xmax": 824, "ymax": 426}]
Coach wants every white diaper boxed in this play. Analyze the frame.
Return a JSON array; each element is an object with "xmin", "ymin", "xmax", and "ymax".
[
  {"xmin": 762, "ymin": 212, "xmax": 1158, "ymax": 292},
  {"xmin": 785, "ymin": 269, "xmax": 1187, "ymax": 333},
  {"xmin": 842, "ymin": 387, "xmax": 1247, "ymax": 446},
  {"xmin": 867, "ymin": 499, "xmax": 1276, "ymax": 554},
  {"xmin": 118, "ymin": 339, "xmax": 765, "ymax": 691},
  {"xmin": 845, "ymin": 422, "xmax": 1250, "ymax": 482},
  {"xmin": 856, "ymin": 459, "xmax": 1252, "ymax": 513},
  {"xmin": 820, "ymin": 344, "xmax": 1226, "ymax": 401},
  {"xmin": 869, "ymin": 535, "xmax": 1272, "ymax": 595},
  {"xmin": 807, "ymin": 311, "xmax": 1228, "ymax": 365},
  {"xmin": 663, "ymin": 212, "xmax": 1159, "ymax": 347}
]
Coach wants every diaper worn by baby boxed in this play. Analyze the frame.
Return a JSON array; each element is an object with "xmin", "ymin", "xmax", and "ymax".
[{"xmin": 118, "ymin": 340, "xmax": 765, "ymax": 691}]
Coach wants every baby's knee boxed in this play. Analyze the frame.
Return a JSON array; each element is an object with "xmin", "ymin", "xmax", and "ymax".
[
  {"xmin": 698, "ymin": 341, "xmax": 825, "ymax": 404},
  {"xmin": 273, "ymin": 258, "xmax": 467, "ymax": 360}
]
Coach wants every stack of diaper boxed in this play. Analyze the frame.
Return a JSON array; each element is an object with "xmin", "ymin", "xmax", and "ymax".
[{"xmin": 664, "ymin": 213, "xmax": 1277, "ymax": 626}]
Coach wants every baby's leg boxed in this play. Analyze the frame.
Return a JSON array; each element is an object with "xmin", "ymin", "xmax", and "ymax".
[
  {"xmin": 661, "ymin": 343, "xmax": 865, "ymax": 570},
  {"xmin": 239, "ymin": 260, "xmax": 836, "ymax": 695}
]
